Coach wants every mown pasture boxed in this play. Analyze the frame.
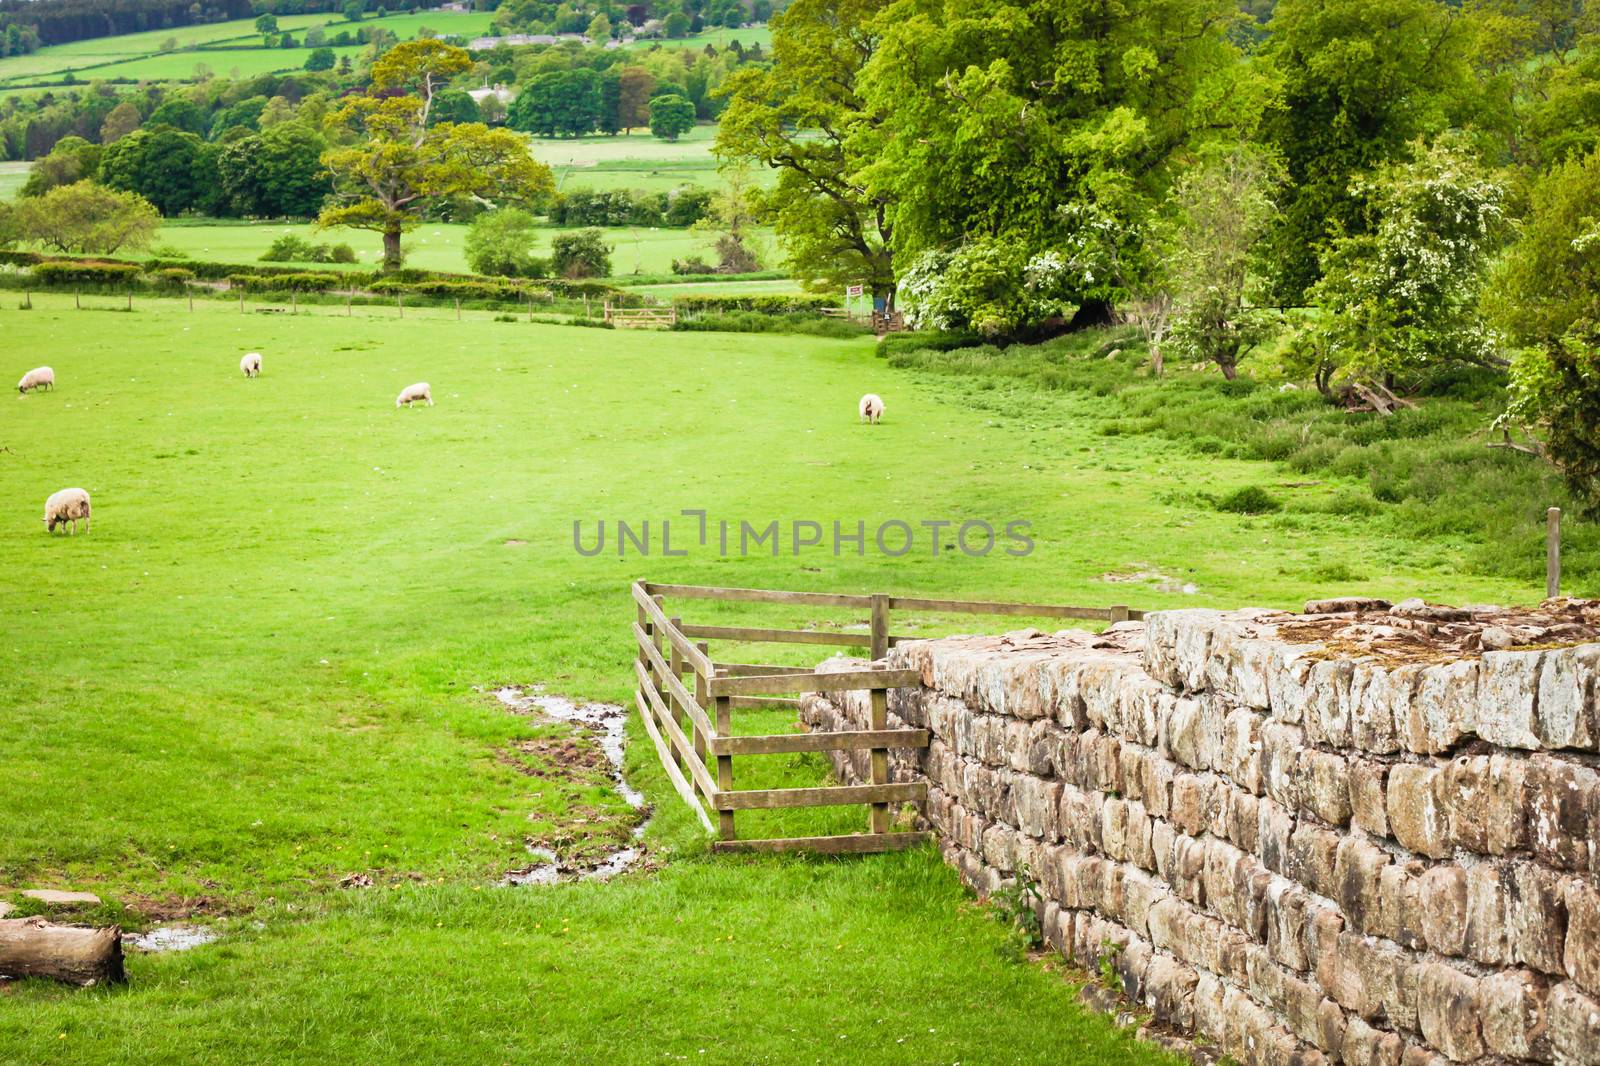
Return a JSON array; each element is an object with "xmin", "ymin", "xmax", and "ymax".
[{"xmin": 0, "ymin": 295, "xmax": 1538, "ymax": 1062}]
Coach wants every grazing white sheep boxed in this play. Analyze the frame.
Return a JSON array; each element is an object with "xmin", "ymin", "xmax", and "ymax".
[
  {"xmin": 17, "ymin": 367, "xmax": 54, "ymax": 394},
  {"xmin": 240, "ymin": 352, "xmax": 262, "ymax": 378},
  {"xmin": 858, "ymin": 393, "xmax": 884, "ymax": 424},
  {"xmin": 396, "ymin": 382, "xmax": 433, "ymax": 408},
  {"xmin": 43, "ymin": 488, "xmax": 91, "ymax": 535}
]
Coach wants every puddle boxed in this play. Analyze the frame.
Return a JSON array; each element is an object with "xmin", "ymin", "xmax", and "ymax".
[
  {"xmin": 491, "ymin": 686, "xmax": 649, "ymax": 885},
  {"xmin": 124, "ymin": 925, "xmax": 219, "ymax": 953}
]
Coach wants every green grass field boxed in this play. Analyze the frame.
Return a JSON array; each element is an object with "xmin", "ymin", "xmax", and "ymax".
[
  {"xmin": 0, "ymin": 10, "xmax": 495, "ymax": 87},
  {"xmin": 0, "ymin": 294, "xmax": 1539, "ymax": 1061},
  {"xmin": 539, "ymin": 124, "xmax": 751, "ymax": 196},
  {"xmin": 0, "ymin": 161, "xmax": 27, "ymax": 200},
  {"xmin": 149, "ymin": 218, "xmax": 771, "ymax": 279},
  {"xmin": 628, "ymin": 25, "xmax": 771, "ymax": 51}
]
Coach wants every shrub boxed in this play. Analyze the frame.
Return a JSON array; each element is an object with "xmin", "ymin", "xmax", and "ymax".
[
  {"xmin": 672, "ymin": 311, "xmax": 868, "ymax": 338},
  {"xmin": 1215, "ymin": 486, "xmax": 1282, "ymax": 514},
  {"xmin": 675, "ymin": 293, "xmax": 839, "ymax": 315},
  {"xmin": 227, "ymin": 272, "xmax": 342, "ymax": 292},
  {"xmin": 550, "ymin": 228, "xmax": 612, "ymax": 279},
  {"xmin": 464, "ymin": 209, "xmax": 549, "ymax": 278},
  {"xmin": 261, "ymin": 235, "xmax": 358, "ymax": 264},
  {"xmin": 150, "ymin": 267, "xmax": 195, "ymax": 285},
  {"xmin": 876, "ymin": 330, "xmax": 985, "ymax": 360},
  {"xmin": 32, "ymin": 260, "xmax": 143, "ymax": 286},
  {"xmin": 671, "ymin": 257, "xmax": 716, "ymax": 275}
]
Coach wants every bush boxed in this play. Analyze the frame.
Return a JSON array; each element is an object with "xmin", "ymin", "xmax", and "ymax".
[
  {"xmin": 875, "ymin": 330, "xmax": 985, "ymax": 360},
  {"xmin": 671, "ymin": 257, "xmax": 716, "ymax": 275},
  {"xmin": 464, "ymin": 209, "xmax": 549, "ymax": 278},
  {"xmin": 261, "ymin": 235, "xmax": 359, "ymax": 264},
  {"xmin": 369, "ymin": 278, "xmax": 523, "ymax": 300},
  {"xmin": 550, "ymin": 229, "xmax": 612, "ymax": 279},
  {"xmin": 32, "ymin": 261, "xmax": 143, "ymax": 286},
  {"xmin": 676, "ymin": 293, "xmax": 839, "ymax": 315},
  {"xmin": 672, "ymin": 311, "xmax": 868, "ymax": 338},
  {"xmin": 149, "ymin": 267, "xmax": 195, "ymax": 285},
  {"xmin": 227, "ymin": 272, "xmax": 342, "ymax": 292},
  {"xmin": 1215, "ymin": 486, "xmax": 1282, "ymax": 515}
]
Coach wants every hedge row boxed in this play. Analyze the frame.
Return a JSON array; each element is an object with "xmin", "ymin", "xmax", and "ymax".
[
  {"xmin": 31, "ymin": 261, "xmax": 144, "ymax": 285},
  {"xmin": 675, "ymin": 293, "xmax": 841, "ymax": 315},
  {"xmin": 226, "ymin": 272, "xmax": 345, "ymax": 292}
]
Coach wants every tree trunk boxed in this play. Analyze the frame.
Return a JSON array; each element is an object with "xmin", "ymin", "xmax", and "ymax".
[
  {"xmin": 1217, "ymin": 358, "xmax": 1238, "ymax": 380},
  {"xmin": 382, "ymin": 227, "xmax": 403, "ymax": 272},
  {"xmin": 1067, "ymin": 297, "xmax": 1116, "ymax": 331},
  {"xmin": 0, "ymin": 917, "xmax": 125, "ymax": 986}
]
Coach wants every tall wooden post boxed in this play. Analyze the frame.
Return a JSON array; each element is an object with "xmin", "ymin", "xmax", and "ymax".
[
  {"xmin": 348, "ymin": 285, "xmax": 354, "ymax": 316},
  {"xmin": 869, "ymin": 684, "xmax": 890, "ymax": 835},
  {"xmin": 238, "ymin": 289, "xmax": 244, "ymax": 314},
  {"xmin": 1548, "ymin": 507, "xmax": 1562, "ymax": 600},
  {"xmin": 291, "ymin": 290, "xmax": 297, "ymax": 315},
  {"xmin": 455, "ymin": 297, "xmax": 461, "ymax": 321},
  {"xmin": 397, "ymin": 293, "xmax": 403, "ymax": 319},
  {"xmin": 76, "ymin": 287, "xmax": 81, "ymax": 310},
  {"xmin": 870, "ymin": 593, "xmax": 890, "ymax": 662},
  {"xmin": 715, "ymin": 693, "xmax": 735, "ymax": 841}
]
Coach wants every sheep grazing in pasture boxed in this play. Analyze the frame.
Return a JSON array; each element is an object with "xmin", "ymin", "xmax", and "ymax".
[
  {"xmin": 396, "ymin": 382, "xmax": 433, "ymax": 408},
  {"xmin": 240, "ymin": 353, "xmax": 262, "ymax": 378},
  {"xmin": 43, "ymin": 488, "xmax": 91, "ymax": 535},
  {"xmin": 859, "ymin": 393, "xmax": 885, "ymax": 424},
  {"xmin": 17, "ymin": 367, "xmax": 54, "ymax": 394}
]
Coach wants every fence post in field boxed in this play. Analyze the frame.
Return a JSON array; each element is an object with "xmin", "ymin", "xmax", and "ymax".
[
  {"xmin": 239, "ymin": 290, "xmax": 244, "ymax": 314},
  {"xmin": 188, "ymin": 290, "xmax": 193, "ymax": 312},
  {"xmin": 291, "ymin": 290, "xmax": 297, "ymax": 315},
  {"xmin": 75, "ymin": 287, "xmax": 81, "ymax": 310},
  {"xmin": 715, "ymin": 692, "xmax": 735, "ymax": 841},
  {"xmin": 870, "ymin": 593, "xmax": 890, "ymax": 661},
  {"xmin": 870, "ymin": 683, "xmax": 890, "ymax": 835},
  {"xmin": 693, "ymin": 641, "xmax": 710, "ymax": 767},
  {"xmin": 397, "ymin": 293, "xmax": 403, "ymax": 319},
  {"xmin": 1548, "ymin": 507, "xmax": 1562, "ymax": 600},
  {"xmin": 22, "ymin": 291, "xmax": 30, "ymax": 309},
  {"xmin": 668, "ymin": 617, "xmax": 686, "ymax": 770},
  {"xmin": 348, "ymin": 285, "xmax": 354, "ymax": 316},
  {"xmin": 455, "ymin": 297, "xmax": 461, "ymax": 321},
  {"xmin": 584, "ymin": 294, "xmax": 590, "ymax": 318},
  {"xmin": 125, "ymin": 293, "xmax": 131, "ymax": 311}
]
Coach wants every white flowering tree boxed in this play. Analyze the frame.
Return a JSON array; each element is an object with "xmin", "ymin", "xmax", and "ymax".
[{"xmin": 1295, "ymin": 135, "xmax": 1507, "ymax": 400}]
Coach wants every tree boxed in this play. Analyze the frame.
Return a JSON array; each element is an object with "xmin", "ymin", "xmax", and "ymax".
[
  {"xmin": 508, "ymin": 69, "xmax": 603, "ymax": 137},
  {"xmin": 344, "ymin": 0, "xmax": 365, "ymax": 21},
  {"xmin": 147, "ymin": 98, "xmax": 208, "ymax": 136},
  {"xmin": 1298, "ymin": 136, "xmax": 1506, "ymax": 398},
  {"xmin": 648, "ymin": 92, "xmax": 694, "ymax": 141},
  {"xmin": 320, "ymin": 40, "xmax": 554, "ymax": 269},
  {"xmin": 15, "ymin": 180, "xmax": 160, "ymax": 255},
  {"xmin": 20, "ymin": 136, "xmax": 102, "ymax": 197},
  {"xmin": 1493, "ymin": 149, "xmax": 1600, "ymax": 509},
  {"xmin": 716, "ymin": 0, "xmax": 895, "ymax": 303},
  {"xmin": 255, "ymin": 13, "xmax": 279, "ymax": 35},
  {"xmin": 664, "ymin": 11, "xmax": 690, "ymax": 37},
  {"xmin": 219, "ymin": 123, "xmax": 329, "ymax": 217},
  {"xmin": 99, "ymin": 101, "xmax": 141, "ymax": 143},
  {"xmin": 616, "ymin": 66, "xmax": 654, "ymax": 132},
  {"xmin": 0, "ymin": 200, "xmax": 16, "ymax": 249},
  {"xmin": 306, "ymin": 25, "xmax": 327, "ymax": 48},
  {"xmin": 550, "ymin": 227, "xmax": 612, "ymax": 277},
  {"xmin": 99, "ymin": 127, "xmax": 223, "ymax": 215},
  {"xmin": 258, "ymin": 95, "xmax": 296, "ymax": 128},
  {"xmin": 693, "ymin": 163, "xmax": 763, "ymax": 271},
  {"xmin": 1260, "ymin": 0, "xmax": 1487, "ymax": 304},
  {"xmin": 429, "ymin": 88, "xmax": 481, "ymax": 126},
  {"xmin": 860, "ymin": 0, "xmax": 1264, "ymax": 330},
  {"xmin": 305, "ymin": 46, "xmax": 336, "ymax": 71},
  {"xmin": 464, "ymin": 208, "xmax": 547, "ymax": 275},
  {"xmin": 587, "ymin": 13, "xmax": 612, "ymax": 41},
  {"xmin": 1165, "ymin": 145, "xmax": 1282, "ymax": 381}
]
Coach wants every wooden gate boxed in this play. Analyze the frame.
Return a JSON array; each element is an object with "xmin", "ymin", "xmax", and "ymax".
[{"xmin": 630, "ymin": 580, "xmax": 1143, "ymax": 855}]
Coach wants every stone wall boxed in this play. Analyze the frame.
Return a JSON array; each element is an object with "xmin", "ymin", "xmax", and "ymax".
[{"xmin": 798, "ymin": 599, "xmax": 1600, "ymax": 1065}]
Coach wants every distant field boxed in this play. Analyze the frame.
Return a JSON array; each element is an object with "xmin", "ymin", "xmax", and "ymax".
[
  {"xmin": 145, "ymin": 219, "xmax": 774, "ymax": 278},
  {"xmin": 0, "ymin": 161, "xmax": 27, "ymax": 200},
  {"xmin": 0, "ymin": 10, "xmax": 494, "ymax": 87},
  {"xmin": 534, "ymin": 124, "xmax": 746, "ymax": 196},
  {"xmin": 628, "ymin": 25, "xmax": 771, "ymax": 51}
]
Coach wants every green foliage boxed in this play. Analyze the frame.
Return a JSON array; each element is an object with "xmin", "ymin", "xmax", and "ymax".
[
  {"xmin": 1259, "ymin": 0, "xmax": 1488, "ymax": 303},
  {"xmin": 899, "ymin": 237, "xmax": 1053, "ymax": 338},
  {"xmin": 428, "ymin": 88, "xmax": 480, "ymax": 126},
  {"xmin": 227, "ymin": 271, "xmax": 344, "ymax": 292},
  {"xmin": 550, "ymin": 227, "xmax": 612, "ymax": 279},
  {"xmin": 21, "ymin": 136, "xmax": 103, "ymax": 197},
  {"xmin": 260, "ymin": 234, "xmax": 356, "ymax": 263},
  {"xmin": 670, "ymin": 310, "xmax": 868, "ymax": 337},
  {"xmin": 218, "ymin": 124, "xmax": 330, "ymax": 219},
  {"xmin": 463, "ymin": 208, "xmax": 549, "ymax": 277},
  {"xmin": 98, "ymin": 127, "xmax": 223, "ymax": 216},
  {"xmin": 304, "ymin": 46, "xmax": 336, "ymax": 71},
  {"xmin": 508, "ymin": 68, "xmax": 604, "ymax": 137},
  {"xmin": 1215, "ymin": 486, "xmax": 1283, "ymax": 514},
  {"xmin": 14, "ymin": 181, "xmax": 161, "ymax": 256},
  {"xmin": 1297, "ymin": 136, "xmax": 1506, "ymax": 390},
  {"xmin": 675, "ymin": 293, "xmax": 839, "ymax": 315},
  {"xmin": 1495, "ymin": 149, "xmax": 1600, "ymax": 514},
  {"xmin": 320, "ymin": 40, "xmax": 555, "ymax": 270},
  {"xmin": 648, "ymin": 93, "xmax": 696, "ymax": 141},
  {"xmin": 990, "ymin": 864, "xmax": 1044, "ymax": 950},
  {"xmin": 31, "ymin": 259, "xmax": 143, "ymax": 285}
]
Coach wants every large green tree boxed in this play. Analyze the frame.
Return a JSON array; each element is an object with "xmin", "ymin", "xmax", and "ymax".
[
  {"xmin": 507, "ymin": 68, "xmax": 604, "ymax": 137},
  {"xmin": 1259, "ymin": 0, "xmax": 1487, "ymax": 304},
  {"xmin": 858, "ymin": 0, "xmax": 1265, "ymax": 327},
  {"xmin": 14, "ymin": 180, "xmax": 160, "ymax": 255},
  {"xmin": 99, "ymin": 127, "xmax": 223, "ymax": 216},
  {"xmin": 320, "ymin": 40, "xmax": 554, "ymax": 269},
  {"xmin": 219, "ymin": 123, "xmax": 330, "ymax": 218},
  {"xmin": 715, "ymin": 0, "xmax": 896, "ymax": 303}
]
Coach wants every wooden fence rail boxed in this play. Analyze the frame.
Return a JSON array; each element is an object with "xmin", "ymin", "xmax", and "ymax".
[
  {"xmin": 629, "ymin": 580, "xmax": 1145, "ymax": 855},
  {"xmin": 604, "ymin": 304, "xmax": 677, "ymax": 329}
]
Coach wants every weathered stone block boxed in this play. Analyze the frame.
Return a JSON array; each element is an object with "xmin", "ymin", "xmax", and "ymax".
[
  {"xmin": 1406, "ymin": 660, "xmax": 1479, "ymax": 754},
  {"xmin": 1511, "ymin": 862, "xmax": 1571, "ymax": 976},
  {"xmin": 1333, "ymin": 835, "xmax": 1390, "ymax": 935},
  {"xmin": 1267, "ymin": 645, "xmax": 1315, "ymax": 725},
  {"xmin": 1479, "ymin": 651, "xmax": 1544, "ymax": 751},
  {"xmin": 1528, "ymin": 756, "xmax": 1597, "ymax": 871},
  {"xmin": 1305, "ymin": 659, "xmax": 1356, "ymax": 748},
  {"xmin": 1479, "ymin": 968, "xmax": 1550, "ymax": 1061},
  {"xmin": 1349, "ymin": 758, "xmax": 1391, "ymax": 838},
  {"xmin": 1377, "ymin": 860, "xmax": 1428, "ymax": 951},
  {"xmin": 1262, "ymin": 721, "xmax": 1306, "ymax": 811},
  {"xmin": 1418, "ymin": 865, "xmax": 1468, "ymax": 958},
  {"xmin": 1536, "ymin": 644, "xmax": 1600, "ymax": 751},
  {"xmin": 1565, "ymin": 878, "xmax": 1600, "ymax": 998},
  {"xmin": 1548, "ymin": 980, "xmax": 1600, "ymax": 1064},
  {"xmin": 1288, "ymin": 822, "xmax": 1342, "ymax": 900},
  {"xmin": 1416, "ymin": 963, "xmax": 1485, "ymax": 1062},
  {"xmin": 1304, "ymin": 750, "xmax": 1352, "ymax": 827},
  {"xmin": 1341, "ymin": 1016, "xmax": 1405, "ymax": 1066},
  {"xmin": 1387, "ymin": 764, "xmax": 1450, "ymax": 860}
]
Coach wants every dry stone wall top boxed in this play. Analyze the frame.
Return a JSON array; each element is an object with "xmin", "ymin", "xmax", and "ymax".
[{"xmin": 799, "ymin": 599, "xmax": 1600, "ymax": 1066}]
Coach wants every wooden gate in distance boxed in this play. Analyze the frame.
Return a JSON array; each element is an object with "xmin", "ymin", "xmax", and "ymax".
[{"xmin": 630, "ymin": 580, "xmax": 1142, "ymax": 855}]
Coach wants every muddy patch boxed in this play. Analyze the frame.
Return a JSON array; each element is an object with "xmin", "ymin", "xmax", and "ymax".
[
  {"xmin": 489, "ymin": 686, "xmax": 648, "ymax": 884},
  {"xmin": 124, "ymin": 925, "xmax": 219, "ymax": 953}
]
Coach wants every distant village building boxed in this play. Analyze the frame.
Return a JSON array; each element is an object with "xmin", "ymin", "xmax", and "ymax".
[
  {"xmin": 466, "ymin": 32, "xmax": 625, "ymax": 50},
  {"xmin": 467, "ymin": 84, "xmax": 514, "ymax": 107}
]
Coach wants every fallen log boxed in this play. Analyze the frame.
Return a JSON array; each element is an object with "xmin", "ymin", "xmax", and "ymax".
[{"xmin": 0, "ymin": 916, "xmax": 125, "ymax": 986}]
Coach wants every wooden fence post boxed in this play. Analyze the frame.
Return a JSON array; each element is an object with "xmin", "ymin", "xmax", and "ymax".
[
  {"xmin": 75, "ymin": 287, "xmax": 81, "ymax": 310},
  {"xmin": 188, "ymin": 290, "xmax": 193, "ymax": 312},
  {"xmin": 1548, "ymin": 507, "xmax": 1562, "ymax": 600},
  {"xmin": 348, "ymin": 284, "xmax": 354, "ymax": 316},
  {"xmin": 715, "ymin": 693, "xmax": 735, "ymax": 841},
  {"xmin": 869, "ymin": 683, "xmax": 890, "ymax": 835},
  {"xmin": 291, "ymin": 290, "xmax": 297, "ymax": 315},
  {"xmin": 455, "ymin": 296, "xmax": 461, "ymax": 321},
  {"xmin": 870, "ymin": 593, "xmax": 890, "ymax": 661},
  {"xmin": 125, "ymin": 292, "xmax": 131, "ymax": 311},
  {"xmin": 396, "ymin": 293, "xmax": 403, "ymax": 319},
  {"xmin": 239, "ymin": 290, "xmax": 245, "ymax": 314}
]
